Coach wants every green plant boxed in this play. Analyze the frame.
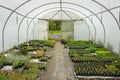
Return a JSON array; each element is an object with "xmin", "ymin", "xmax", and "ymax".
[
  {"xmin": 88, "ymin": 47, "xmax": 96, "ymax": 53},
  {"xmin": 12, "ymin": 60, "xmax": 21, "ymax": 69},
  {"xmin": 96, "ymin": 51, "xmax": 111, "ymax": 54},
  {"xmin": 40, "ymin": 57, "xmax": 48, "ymax": 62},
  {"xmin": 0, "ymin": 58, "xmax": 6, "ymax": 68},
  {"xmin": 96, "ymin": 48, "xmax": 106, "ymax": 51},
  {"xmin": 48, "ymin": 30, "xmax": 60, "ymax": 34},
  {"xmin": 105, "ymin": 65, "xmax": 119, "ymax": 71},
  {"xmin": 23, "ymin": 65, "xmax": 39, "ymax": 80},
  {"xmin": 8, "ymin": 71, "xmax": 23, "ymax": 80},
  {"xmin": 24, "ymin": 62, "xmax": 34, "ymax": 69},
  {"xmin": 12, "ymin": 55, "xmax": 29, "ymax": 69},
  {"xmin": 69, "ymin": 49, "xmax": 78, "ymax": 57},
  {"xmin": 13, "ymin": 45, "xmax": 19, "ymax": 50},
  {"xmin": 112, "ymin": 60, "xmax": 120, "ymax": 69},
  {"xmin": 6, "ymin": 55, "xmax": 15, "ymax": 64},
  {"xmin": 38, "ymin": 63, "xmax": 46, "ymax": 70},
  {"xmin": 0, "ymin": 73, "xmax": 8, "ymax": 80},
  {"xmin": 19, "ymin": 48, "xmax": 27, "ymax": 55},
  {"xmin": 25, "ymin": 46, "xmax": 36, "ymax": 51}
]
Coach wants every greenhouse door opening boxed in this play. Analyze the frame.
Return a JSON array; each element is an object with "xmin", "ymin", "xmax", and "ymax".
[
  {"xmin": 48, "ymin": 20, "xmax": 74, "ymax": 40},
  {"xmin": 48, "ymin": 20, "xmax": 61, "ymax": 40}
]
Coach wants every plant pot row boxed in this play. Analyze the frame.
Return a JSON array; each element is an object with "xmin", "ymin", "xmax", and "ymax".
[{"xmin": 75, "ymin": 62, "xmax": 120, "ymax": 77}]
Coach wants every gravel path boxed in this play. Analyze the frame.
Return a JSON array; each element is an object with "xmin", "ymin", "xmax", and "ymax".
[{"xmin": 41, "ymin": 41, "xmax": 75, "ymax": 80}]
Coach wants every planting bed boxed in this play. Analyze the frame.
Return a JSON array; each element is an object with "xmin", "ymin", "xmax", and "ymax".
[
  {"xmin": 66, "ymin": 40, "xmax": 120, "ymax": 79},
  {"xmin": 0, "ymin": 40, "xmax": 55, "ymax": 80}
]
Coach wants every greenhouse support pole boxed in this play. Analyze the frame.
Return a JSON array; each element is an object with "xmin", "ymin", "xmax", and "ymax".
[
  {"xmin": 0, "ymin": 5, "xmax": 35, "ymax": 19},
  {"xmin": 2, "ymin": 0, "xmax": 31, "ymax": 53},
  {"xmin": 92, "ymin": 0, "xmax": 120, "ymax": 30},
  {"xmin": 60, "ymin": 0, "xmax": 62, "ymax": 10},
  {"xmin": 50, "ymin": 10, "xmax": 60, "ymax": 19},
  {"xmin": 27, "ymin": 19, "xmax": 29, "ymax": 42},
  {"xmin": 62, "ymin": 10, "xmax": 74, "ymax": 21},
  {"xmin": 33, "ymin": 21, "xmax": 35, "ymax": 40}
]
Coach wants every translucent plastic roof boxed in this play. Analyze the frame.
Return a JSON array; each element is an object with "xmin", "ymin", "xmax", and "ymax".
[
  {"xmin": 0, "ymin": 0, "xmax": 120, "ymax": 54},
  {"xmin": 40, "ymin": 10, "xmax": 82, "ymax": 20}
]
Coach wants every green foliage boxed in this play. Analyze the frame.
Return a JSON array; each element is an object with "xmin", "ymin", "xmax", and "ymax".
[
  {"xmin": 40, "ymin": 57, "xmax": 48, "ymax": 62},
  {"xmin": 112, "ymin": 60, "xmax": 120, "ymax": 68},
  {"xmin": 9, "ymin": 64, "xmax": 39, "ymax": 80},
  {"xmin": 6, "ymin": 55, "xmax": 15, "ymax": 64},
  {"xmin": 38, "ymin": 63, "xmax": 46, "ymax": 70},
  {"xmin": 105, "ymin": 65, "xmax": 119, "ymax": 71},
  {"xmin": 13, "ymin": 45, "xmax": 19, "ymax": 50},
  {"xmin": 19, "ymin": 48, "xmax": 27, "ymax": 55},
  {"xmin": 6, "ymin": 64, "xmax": 39, "ymax": 80},
  {"xmin": 44, "ymin": 40, "xmax": 54, "ymax": 47},
  {"xmin": 0, "ymin": 58, "xmax": 5, "ymax": 68},
  {"xmin": 12, "ymin": 55, "xmax": 29, "ymax": 69},
  {"xmin": 83, "ymin": 53, "xmax": 93, "ymax": 57},
  {"xmin": 69, "ymin": 50, "xmax": 79, "ymax": 57},
  {"xmin": 0, "ymin": 73, "xmax": 8, "ymax": 80},
  {"xmin": 5, "ymin": 54, "xmax": 29, "ymax": 69},
  {"xmin": 87, "ymin": 47, "xmax": 96, "ymax": 53},
  {"xmin": 25, "ymin": 46, "xmax": 36, "ymax": 51},
  {"xmin": 67, "ymin": 40, "xmax": 120, "ymax": 77},
  {"xmin": 27, "ymin": 40, "xmax": 55, "ymax": 48},
  {"xmin": 24, "ymin": 62, "xmax": 35, "ymax": 69},
  {"xmin": 96, "ymin": 48, "xmax": 106, "ymax": 51},
  {"xmin": 23, "ymin": 65, "xmax": 39, "ymax": 80},
  {"xmin": 49, "ymin": 20, "xmax": 61, "ymax": 30},
  {"xmin": 96, "ymin": 51, "xmax": 111, "ymax": 54},
  {"xmin": 12, "ymin": 60, "xmax": 23, "ymax": 69},
  {"xmin": 66, "ymin": 40, "xmax": 95, "ymax": 49},
  {"xmin": 49, "ymin": 30, "xmax": 60, "ymax": 34},
  {"xmin": 75, "ymin": 62, "xmax": 120, "ymax": 76}
]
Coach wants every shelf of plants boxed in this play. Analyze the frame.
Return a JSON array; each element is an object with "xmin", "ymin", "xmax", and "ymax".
[
  {"xmin": 66, "ymin": 40, "xmax": 120, "ymax": 79},
  {"xmin": 0, "ymin": 40, "xmax": 55, "ymax": 80}
]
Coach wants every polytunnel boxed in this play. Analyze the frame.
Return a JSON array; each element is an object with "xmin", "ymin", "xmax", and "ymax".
[{"xmin": 0, "ymin": 0, "xmax": 120, "ymax": 80}]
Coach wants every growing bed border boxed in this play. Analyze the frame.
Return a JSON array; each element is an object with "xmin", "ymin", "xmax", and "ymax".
[{"xmin": 74, "ymin": 72, "xmax": 120, "ymax": 79}]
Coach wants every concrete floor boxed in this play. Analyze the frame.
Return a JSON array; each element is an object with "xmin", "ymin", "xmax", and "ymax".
[{"xmin": 41, "ymin": 42, "xmax": 75, "ymax": 80}]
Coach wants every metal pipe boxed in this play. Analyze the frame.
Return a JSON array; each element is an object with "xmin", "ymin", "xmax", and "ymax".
[
  {"xmin": 50, "ymin": 10, "xmax": 61, "ymax": 19},
  {"xmin": 92, "ymin": 0, "xmax": 120, "ymax": 31},
  {"xmin": 0, "ymin": 5, "xmax": 34, "ymax": 19},
  {"xmin": 2, "ymin": 0, "xmax": 31, "ymax": 53},
  {"xmin": 1, "ymin": 2, "xmax": 120, "ymax": 19},
  {"xmin": 62, "ymin": 10, "xmax": 74, "ymax": 21}
]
